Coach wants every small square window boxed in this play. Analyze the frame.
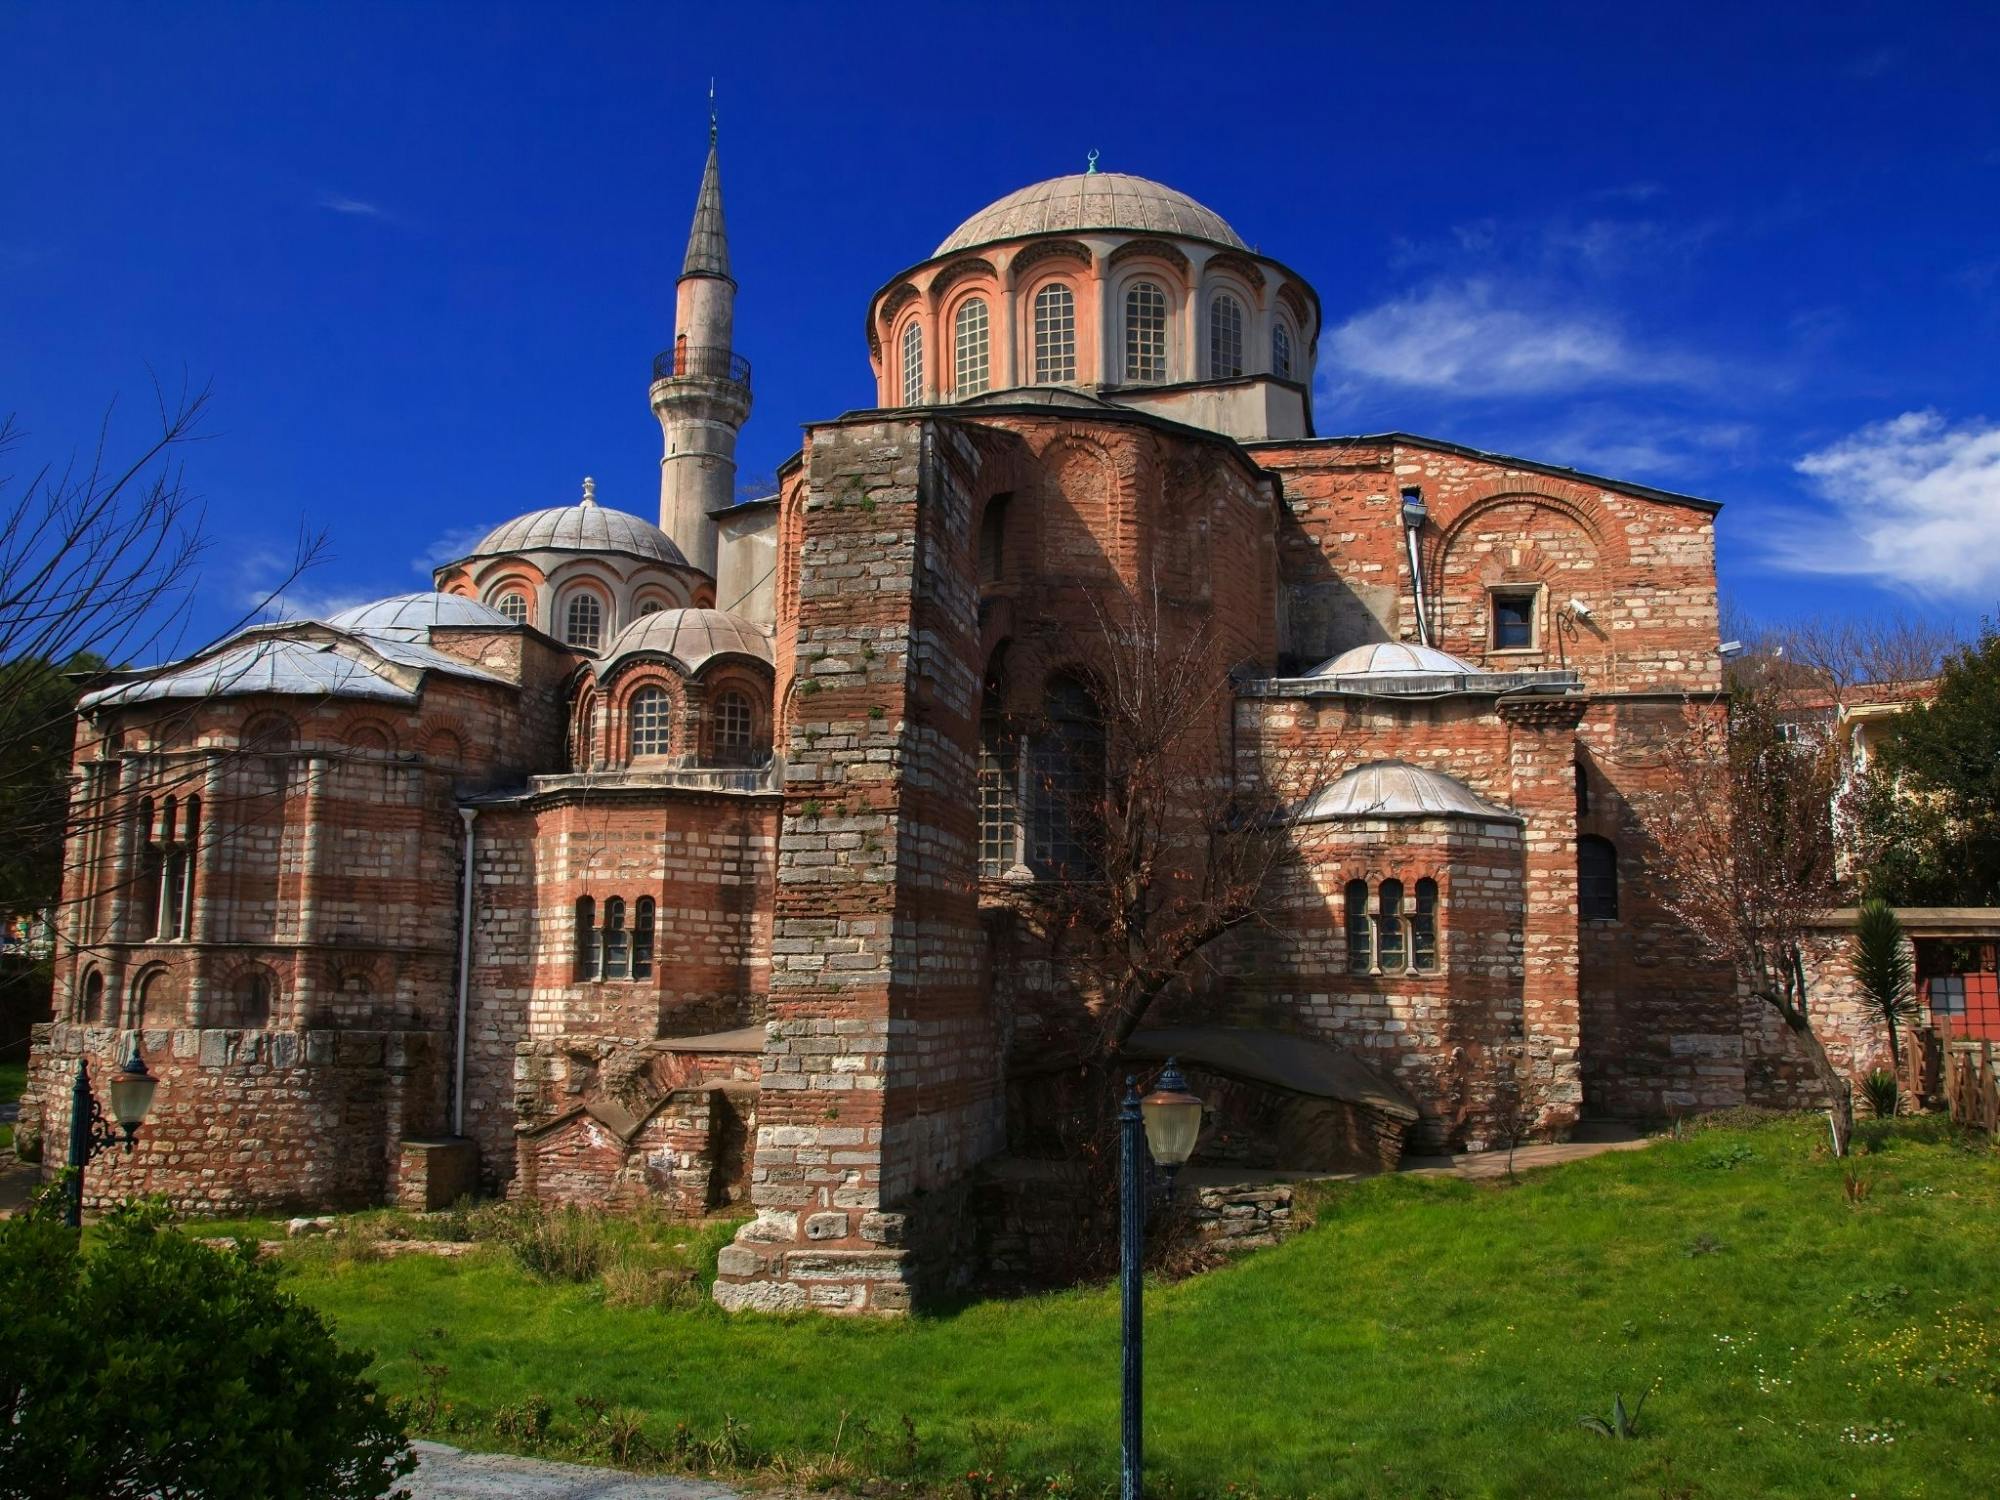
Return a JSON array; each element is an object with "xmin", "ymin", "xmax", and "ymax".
[{"xmin": 1491, "ymin": 591, "xmax": 1538, "ymax": 651}]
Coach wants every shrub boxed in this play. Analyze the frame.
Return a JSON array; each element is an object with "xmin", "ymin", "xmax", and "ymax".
[
  {"xmin": 1862, "ymin": 1069, "xmax": 1901, "ymax": 1119},
  {"xmin": 492, "ymin": 1201, "xmax": 611, "ymax": 1282},
  {"xmin": 0, "ymin": 1189, "xmax": 413, "ymax": 1499}
]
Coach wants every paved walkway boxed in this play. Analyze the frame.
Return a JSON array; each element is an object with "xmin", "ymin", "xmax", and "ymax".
[
  {"xmin": 406, "ymin": 1442, "xmax": 740, "ymax": 1500},
  {"xmin": 1401, "ymin": 1120, "xmax": 1654, "ymax": 1179}
]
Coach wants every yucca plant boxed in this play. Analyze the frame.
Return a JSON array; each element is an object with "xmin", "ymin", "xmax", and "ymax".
[
  {"xmin": 1851, "ymin": 897, "xmax": 1919, "ymax": 1074},
  {"xmin": 1577, "ymin": 1381, "xmax": 1654, "ymax": 1439},
  {"xmin": 1862, "ymin": 1067, "xmax": 1900, "ymax": 1119}
]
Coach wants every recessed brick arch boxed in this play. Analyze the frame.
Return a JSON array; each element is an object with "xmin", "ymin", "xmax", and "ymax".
[{"xmin": 1438, "ymin": 483, "xmax": 1622, "ymax": 568}]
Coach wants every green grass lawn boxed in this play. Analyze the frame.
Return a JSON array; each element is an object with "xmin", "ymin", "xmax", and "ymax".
[{"xmin": 238, "ymin": 1114, "xmax": 1999, "ymax": 1498}]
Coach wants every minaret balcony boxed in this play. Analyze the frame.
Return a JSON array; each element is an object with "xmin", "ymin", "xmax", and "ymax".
[{"xmin": 652, "ymin": 344, "xmax": 752, "ymax": 396}]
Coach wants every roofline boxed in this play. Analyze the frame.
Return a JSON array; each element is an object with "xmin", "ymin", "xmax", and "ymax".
[
  {"xmin": 431, "ymin": 545, "xmax": 709, "ymax": 577},
  {"xmin": 1241, "ymin": 431, "xmax": 1721, "ymax": 513},
  {"xmin": 818, "ymin": 396, "xmax": 1279, "ymax": 494},
  {"xmin": 708, "ymin": 492, "xmax": 780, "ymax": 519}
]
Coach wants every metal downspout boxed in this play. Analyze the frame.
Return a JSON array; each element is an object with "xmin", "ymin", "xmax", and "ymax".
[
  {"xmin": 1401, "ymin": 488, "xmax": 1432, "ymax": 647},
  {"xmin": 453, "ymin": 807, "xmax": 478, "ymax": 1138}
]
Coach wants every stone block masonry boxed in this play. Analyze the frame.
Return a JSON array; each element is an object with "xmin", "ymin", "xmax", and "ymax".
[{"xmin": 713, "ymin": 416, "xmax": 1005, "ymax": 1314}]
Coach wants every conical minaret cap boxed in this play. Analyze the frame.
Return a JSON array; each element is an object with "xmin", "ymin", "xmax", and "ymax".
[{"xmin": 681, "ymin": 142, "xmax": 731, "ymax": 281}]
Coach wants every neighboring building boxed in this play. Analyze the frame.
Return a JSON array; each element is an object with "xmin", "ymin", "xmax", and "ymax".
[{"xmin": 21, "ymin": 132, "xmax": 1848, "ymax": 1313}]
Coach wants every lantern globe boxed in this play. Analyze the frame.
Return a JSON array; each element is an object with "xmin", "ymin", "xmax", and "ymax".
[
  {"xmin": 106, "ymin": 1052, "xmax": 159, "ymax": 1133},
  {"xmin": 1139, "ymin": 1058, "xmax": 1204, "ymax": 1167}
]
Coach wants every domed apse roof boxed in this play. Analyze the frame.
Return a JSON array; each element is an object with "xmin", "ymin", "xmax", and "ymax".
[
  {"xmin": 935, "ymin": 172, "xmax": 1247, "ymax": 257},
  {"xmin": 598, "ymin": 608, "xmax": 772, "ymax": 675},
  {"xmin": 470, "ymin": 483, "xmax": 687, "ymax": 567},
  {"xmin": 327, "ymin": 592, "xmax": 514, "ymax": 641},
  {"xmin": 1292, "ymin": 761, "xmax": 1520, "ymax": 825},
  {"xmin": 1308, "ymin": 642, "xmax": 1479, "ymax": 678}
]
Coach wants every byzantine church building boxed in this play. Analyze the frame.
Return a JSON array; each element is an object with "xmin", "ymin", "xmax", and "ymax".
[{"xmin": 24, "ymin": 130, "xmax": 1850, "ymax": 1313}]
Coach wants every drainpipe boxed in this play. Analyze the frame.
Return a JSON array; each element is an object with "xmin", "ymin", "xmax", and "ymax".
[
  {"xmin": 1400, "ymin": 488, "xmax": 1432, "ymax": 647},
  {"xmin": 452, "ymin": 806, "xmax": 478, "ymax": 1138}
]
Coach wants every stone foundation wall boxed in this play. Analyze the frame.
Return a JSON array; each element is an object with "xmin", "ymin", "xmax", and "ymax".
[{"xmin": 21, "ymin": 1022, "xmax": 447, "ymax": 1213}]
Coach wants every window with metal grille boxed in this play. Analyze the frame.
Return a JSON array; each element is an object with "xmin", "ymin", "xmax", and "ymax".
[
  {"xmin": 1273, "ymin": 321, "xmax": 1294, "ymax": 379},
  {"xmin": 979, "ymin": 703, "xmax": 1019, "ymax": 877},
  {"xmin": 629, "ymin": 685, "xmax": 672, "ymax": 758},
  {"xmin": 1209, "ymin": 293, "xmax": 1244, "ymax": 378},
  {"xmin": 901, "ymin": 319, "xmax": 924, "ymax": 405},
  {"xmin": 601, "ymin": 896, "xmax": 629, "ymax": 979},
  {"xmin": 1375, "ymin": 879, "xmax": 1406, "ymax": 973},
  {"xmin": 1030, "ymin": 674, "xmax": 1104, "ymax": 874},
  {"xmin": 712, "ymin": 689, "xmax": 754, "ymax": 765},
  {"xmin": 633, "ymin": 897, "xmax": 656, "ymax": 980},
  {"xmin": 953, "ymin": 298, "xmax": 989, "ymax": 397},
  {"xmin": 1412, "ymin": 878, "xmax": 1439, "ymax": 972},
  {"xmin": 574, "ymin": 896, "xmax": 598, "ymax": 980},
  {"xmin": 565, "ymin": 592, "xmax": 603, "ymax": 649},
  {"xmin": 1345, "ymin": 880, "xmax": 1372, "ymax": 974},
  {"xmin": 1579, "ymin": 836, "xmax": 1619, "ymax": 919},
  {"xmin": 1033, "ymin": 283, "xmax": 1076, "ymax": 383},
  {"xmin": 1124, "ymin": 281, "xmax": 1167, "ymax": 383},
  {"xmin": 81, "ymin": 969, "xmax": 104, "ymax": 1024},
  {"xmin": 495, "ymin": 591, "xmax": 528, "ymax": 624}
]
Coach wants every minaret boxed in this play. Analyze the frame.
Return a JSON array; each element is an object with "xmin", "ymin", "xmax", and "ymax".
[{"xmin": 652, "ymin": 101, "xmax": 751, "ymax": 578}]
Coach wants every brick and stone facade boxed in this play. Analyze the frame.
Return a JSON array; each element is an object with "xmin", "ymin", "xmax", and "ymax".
[{"xmin": 19, "ymin": 149, "xmax": 1869, "ymax": 1314}]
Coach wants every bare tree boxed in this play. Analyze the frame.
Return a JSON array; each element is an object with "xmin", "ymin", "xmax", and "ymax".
[
  {"xmin": 1723, "ymin": 605, "xmax": 1960, "ymax": 702},
  {"xmin": 1643, "ymin": 685, "xmax": 1855, "ymax": 1155},
  {"xmin": 1010, "ymin": 581, "xmax": 1341, "ymax": 1060}
]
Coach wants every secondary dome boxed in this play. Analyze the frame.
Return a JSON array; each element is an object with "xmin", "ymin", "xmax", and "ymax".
[
  {"xmin": 470, "ymin": 495, "xmax": 686, "ymax": 567},
  {"xmin": 935, "ymin": 172, "xmax": 1246, "ymax": 257},
  {"xmin": 1308, "ymin": 642, "xmax": 1479, "ymax": 678},
  {"xmin": 327, "ymin": 592, "xmax": 515, "ymax": 641},
  {"xmin": 1293, "ymin": 761, "xmax": 1519, "ymax": 825},
  {"xmin": 598, "ymin": 607, "xmax": 772, "ymax": 675}
]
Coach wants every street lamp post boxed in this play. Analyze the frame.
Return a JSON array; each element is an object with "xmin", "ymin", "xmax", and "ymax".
[
  {"xmin": 64, "ymin": 1050, "xmax": 160, "ymax": 1229},
  {"xmin": 1121, "ymin": 1057, "xmax": 1205, "ymax": 1500}
]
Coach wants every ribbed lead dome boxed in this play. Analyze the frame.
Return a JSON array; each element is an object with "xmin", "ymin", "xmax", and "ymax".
[
  {"xmin": 1308, "ymin": 642, "xmax": 1479, "ymax": 678},
  {"xmin": 1293, "ymin": 762, "xmax": 1520, "ymax": 825},
  {"xmin": 327, "ymin": 592, "xmax": 515, "ymax": 641},
  {"xmin": 470, "ymin": 498, "xmax": 687, "ymax": 567},
  {"xmin": 935, "ymin": 173, "xmax": 1246, "ymax": 257},
  {"xmin": 597, "ymin": 608, "xmax": 772, "ymax": 675}
]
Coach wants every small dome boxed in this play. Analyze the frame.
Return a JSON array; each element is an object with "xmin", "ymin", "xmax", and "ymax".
[
  {"xmin": 935, "ymin": 172, "xmax": 1246, "ymax": 257},
  {"xmin": 1294, "ymin": 761, "xmax": 1519, "ymax": 825},
  {"xmin": 598, "ymin": 608, "xmax": 772, "ymax": 675},
  {"xmin": 327, "ymin": 591, "xmax": 514, "ymax": 640},
  {"xmin": 470, "ymin": 497, "xmax": 686, "ymax": 567},
  {"xmin": 1308, "ymin": 642, "xmax": 1479, "ymax": 679}
]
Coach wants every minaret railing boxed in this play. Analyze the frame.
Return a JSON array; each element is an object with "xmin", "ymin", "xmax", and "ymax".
[{"xmin": 651, "ymin": 345, "xmax": 751, "ymax": 388}]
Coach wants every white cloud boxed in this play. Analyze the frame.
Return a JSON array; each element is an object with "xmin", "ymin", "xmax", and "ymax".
[
  {"xmin": 1776, "ymin": 412, "xmax": 2000, "ymax": 596},
  {"xmin": 316, "ymin": 194, "xmax": 392, "ymax": 221},
  {"xmin": 414, "ymin": 522, "xmax": 498, "ymax": 574},
  {"xmin": 1322, "ymin": 279, "xmax": 1708, "ymax": 400},
  {"xmin": 1529, "ymin": 410, "xmax": 1754, "ymax": 480},
  {"xmin": 247, "ymin": 581, "xmax": 380, "ymax": 623}
]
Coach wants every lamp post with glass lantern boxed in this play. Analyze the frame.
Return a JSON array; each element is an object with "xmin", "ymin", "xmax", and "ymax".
[
  {"xmin": 64, "ymin": 1050, "xmax": 160, "ymax": 1229},
  {"xmin": 1122, "ymin": 1057, "xmax": 1205, "ymax": 1500}
]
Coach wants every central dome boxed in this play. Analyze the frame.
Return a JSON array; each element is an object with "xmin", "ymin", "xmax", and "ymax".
[
  {"xmin": 935, "ymin": 172, "xmax": 1246, "ymax": 257},
  {"xmin": 468, "ymin": 498, "xmax": 686, "ymax": 567}
]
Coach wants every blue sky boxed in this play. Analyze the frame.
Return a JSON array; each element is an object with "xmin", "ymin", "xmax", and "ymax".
[{"xmin": 3, "ymin": 2, "xmax": 1997, "ymax": 660}]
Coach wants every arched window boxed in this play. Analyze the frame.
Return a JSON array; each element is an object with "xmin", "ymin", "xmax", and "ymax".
[
  {"xmin": 134, "ymin": 967, "xmax": 178, "ymax": 1028},
  {"xmin": 601, "ymin": 897, "xmax": 630, "ymax": 980},
  {"xmin": 1030, "ymin": 674, "xmax": 1104, "ymax": 874},
  {"xmin": 1272, "ymin": 321, "xmax": 1294, "ymax": 380},
  {"xmin": 564, "ymin": 592, "xmax": 604, "ymax": 650},
  {"xmin": 979, "ymin": 495, "xmax": 1009, "ymax": 585},
  {"xmin": 495, "ymin": 591, "xmax": 529, "ymax": 624},
  {"xmin": 1344, "ymin": 880, "xmax": 1372, "ymax": 975},
  {"xmin": 953, "ymin": 298, "xmax": 990, "ymax": 397},
  {"xmin": 1580, "ymin": 836, "xmax": 1619, "ymax": 920},
  {"xmin": 629, "ymin": 686, "xmax": 673, "ymax": 759},
  {"xmin": 140, "ymin": 794, "xmax": 195, "ymax": 941},
  {"xmin": 1124, "ymin": 281, "xmax": 1168, "ymax": 383},
  {"xmin": 1575, "ymin": 761, "xmax": 1590, "ymax": 819},
  {"xmin": 637, "ymin": 599, "xmax": 663, "ymax": 617},
  {"xmin": 712, "ymin": 689, "xmax": 755, "ymax": 765},
  {"xmin": 978, "ymin": 659, "xmax": 1019, "ymax": 877},
  {"xmin": 236, "ymin": 969, "xmax": 274, "ymax": 1027},
  {"xmin": 1375, "ymin": 879, "xmax": 1406, "ymax": 974},
  {"xmin": 633, "ymin": 897, "xmax": 656, "ymax": 980},
  {"xmin": 574, "ymin": 896, "xmax": 599, "ymax": 980},
  {"xmin": 569, "ymin": 694, "xmax": 598, "ymax": 770},
  {"xmin": 81, "ymin": 969, "xmax": 104, "ymax": 1024},
  {"xmin": 1209, "ymin": 293, "xmax": 1244, "ymax": 378},
  {"xmin": 1412, "ymin": 878, "xmax": 1439, "ymax": 972},
  {"xmin": 900, "ymin": 319, "xmax": 924, "ymax": 405},
  {"xmin": 1033, "ymin": 283, "xmax": 1076, "ymax": 383}
]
